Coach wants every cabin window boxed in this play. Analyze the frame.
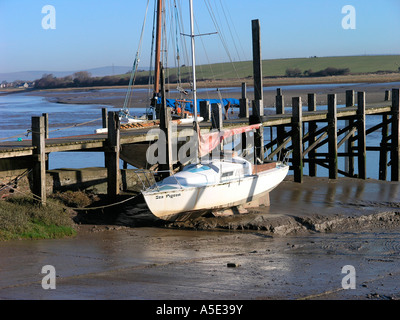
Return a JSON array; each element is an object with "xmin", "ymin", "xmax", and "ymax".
[{"xmin": 221, "ymin": 171, "xmax": 234, "ymax": 178}]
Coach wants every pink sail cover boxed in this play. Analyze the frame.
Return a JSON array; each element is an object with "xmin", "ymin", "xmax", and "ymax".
[{"xmin": 198, "ymin": 123, "xmax": 261, "ymax": 157}]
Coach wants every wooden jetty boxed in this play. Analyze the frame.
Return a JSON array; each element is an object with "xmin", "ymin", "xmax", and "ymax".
[
  {"xmin": 0, "ymin": 20, "xmax": 399, "ymax": 206},
  {"xmin": 1, "ymin": 87, "xmax": 398, "ymax": 205}
]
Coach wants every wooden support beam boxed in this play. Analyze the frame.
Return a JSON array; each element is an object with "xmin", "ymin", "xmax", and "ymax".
[
  {"xmin": 345, "ymin": 90, "xmax": 355, "ymax": 176},
  {"xmin": 307, "ymin": 93, "xmax": 317, "ymax": 176},
  {"xmin": 379, "ymin": 113, "xmax": 389, "ymax": 181},
  {"xmin": 32, "ymin": 116, "xmax": 46, "ymax": 206},
  {"xmin": 391, "ymin": 88, "xmax": 400, "ymax": 181},
  {"xmin": 292, "ymin": 97, "xmax": 303, "ymax": 183},
  {"xmin": 211, "ymin": 103, "xmax": 223, "ymax": 155},
  {"xmin": 200, "ymin": 100, "xmax": 211, "ymax": 121},
  {"xmin": 251, "ymin": 20, "xmax": 264, "ymax": 163},
  {"xmin": 357, "ymin": 91, "xmax": 367, "ymax": 179},
  {"xmin": 327, "ymin": 94, "xmax": 338, "ymax": 179},
  {"xmin": 239, "ymin": 82, "xmax": 249, "ymax": 119},
  {"xmin": 42, "ymin": 113, "xmax": 49, "ymax": 170},
  {"xmin": 338, "ymin": 127, "xmax": 357, "ymax": 149},
  {"xmin": 266, "ymin": 136, "xmax": 291, "ymax": 160},
  {"xmin": 211, "ymin": 103, "xmax": 223, "ymax": 130},
  {"xmin": 274, "ymin": 88, "xmax": 285, "ymax": 161},
  {"xmin": 303, "ymin": 132, "xmax": 327, "ymax": 157},
  {"xmin": 252, "ymin": 19, "xmax": 263, "ymax": 114},
  {"xmin": 102, "ymin": 108, "xmax": 108, "ymax": 129},
  {"xmin": 385, "ymin": 90, "xmax": 391, "ymax": 101},
  {"xmin": 106, "ymin": 111, "xmax": 120, "ymax": 199}
]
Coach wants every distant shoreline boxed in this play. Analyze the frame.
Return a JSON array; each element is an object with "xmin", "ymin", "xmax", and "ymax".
[{"xmin": 2, "ymin": 73, "xmax": 399, "ymax": 109}]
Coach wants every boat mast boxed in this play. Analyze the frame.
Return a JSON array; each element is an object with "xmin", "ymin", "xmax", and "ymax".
[
  {"xmin": 189, "ymin": 0, "xmax": 197, "ymax": 123},
  {"xmin": 153, "ymin": 0, "xmax": 163, "ymax": 99}
]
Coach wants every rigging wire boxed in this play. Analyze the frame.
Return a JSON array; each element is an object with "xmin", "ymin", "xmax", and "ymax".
[{"xmin": 122, "ymin": 0, "xmax": 151, "ymax": 113}]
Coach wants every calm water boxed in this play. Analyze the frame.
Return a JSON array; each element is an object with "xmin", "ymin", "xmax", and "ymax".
[{"xmin": 0, "ymin": 88, "xmax": 389, "ymax": 179}]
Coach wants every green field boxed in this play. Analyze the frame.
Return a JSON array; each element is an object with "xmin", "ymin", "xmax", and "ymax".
[
  {"xmin": 37, "ymin": 55, "xmax": 399, "ymax": 89},
  {"xmin": 190, "ymin": 55, "xmax": 400, "ymax": 80},
  {"xmin": 133, "ymin": 55, "xmax": 399, "ymax": 82}
]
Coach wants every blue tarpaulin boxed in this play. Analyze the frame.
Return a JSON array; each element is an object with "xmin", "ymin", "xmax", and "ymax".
[{"xmin": 156, "ymin": 98, "xmax": 239, "ymax": 113}]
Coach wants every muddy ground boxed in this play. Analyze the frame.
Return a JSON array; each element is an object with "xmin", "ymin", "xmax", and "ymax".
[
  {"xmin": 28, "ymin": 77, "xmax": 399, "ymax": 109},
  {"xmin": 1, "ymin": 80, "xmax": 399, "ymax": 302},
  {"xmin": 0, "ymin": 176, "xmax": 399, "ymax": 301}
]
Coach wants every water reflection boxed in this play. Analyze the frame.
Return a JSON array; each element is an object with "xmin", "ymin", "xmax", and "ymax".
[{"xmin": 268, "ymin": 177, "xmax": 400, "ymax": 215}]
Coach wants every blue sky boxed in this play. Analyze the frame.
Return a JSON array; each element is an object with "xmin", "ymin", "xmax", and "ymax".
[{"xmin": 1, "ymin": 0, "xmax": 399, "ymax": 73}]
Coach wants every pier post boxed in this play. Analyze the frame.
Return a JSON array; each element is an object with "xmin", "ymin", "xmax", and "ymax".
[
  {"xmin": 42, "ymin": 113, "xmax": 49, "ymax": 170},
  {"xmin": 211, "ymin": 103, "xmax": 223, "ymax": 130},
  {"xmin": 379, "ymin": 113, "xmax": 389, "ymax": 180},
  {"xmin": 391, "ymin": 88, "xmax": 400, "ymax": 181},
  {"xmin": 32, "ymin": 116, "xmax": 46, "ymax": 206},
  {"xmin": 199, "ymin": 100, "xmax": 211, "ymax": 121},
  {"xmin": 211, "ymin": 103, "xmax": 223, "ymax": 154},
  {"xmin": 252, "ymin": 19, "xmax": 263, "ymax": 117},
  {"xmin": 251, "ymin": 19, "xmax": 264, "ymax": 163},
  {"xmin": 106, "ymin": 111, "xmax": 120, "ymax": 199},
  {"xmin": 102, "ymin": 108, "xmax": 108, "ymax": 129},
  {"xmin": 307, "ymin": 93, "xmax": 317, "ymax": 176},
  {"xmin": 327, "ymin": 94, "xmax": 338, "ymax": 179},
  {"xmin": 292, "ymin": 97, "xmax": 303, "ymax": 183},
  {"xmin": 276, "ymin": 89, "xmax": 285, "ymax": 161},
  {"xmin": 239, "ymin": 82, "xmax": 249, "ymax": 118},
  {"xmin": 385, "ymin": 90, "xmax": 391, "ymax": 101},
  {"xmin": 345, "ymin": 90, "xmax": 355, "ymax": 176},
  {"xmin": 357, "ymin": 92, "xmax": 367, "ymax": 179}
]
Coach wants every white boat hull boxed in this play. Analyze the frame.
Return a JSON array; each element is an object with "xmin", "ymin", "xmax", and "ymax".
[{"xmin": 142, "ymin": 164, "xmax": 288, "ymax": 221}]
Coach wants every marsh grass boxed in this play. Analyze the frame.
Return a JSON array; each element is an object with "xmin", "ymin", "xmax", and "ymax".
[{"xmin": 0, "ymin": 195, "xmax": 81, "ymax": 241}]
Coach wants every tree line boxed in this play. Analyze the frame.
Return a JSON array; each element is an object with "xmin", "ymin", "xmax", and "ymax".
[
  {"xmin": 285, "ymin": 67, "xmax": 351, "ymax": 78},
  {"xmin": 34, "ymin": 71, "xmax": 150, "ymax": 89}
]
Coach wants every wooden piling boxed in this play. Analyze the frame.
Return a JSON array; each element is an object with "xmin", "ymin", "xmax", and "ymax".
[
  {"xmin": 275, "ymin": 89, "xmax": 286, "ymax": 161},
  {"xmin": 345, "ymin": 90, "xmax": 355, "ymax": 176},
  {"xmin": 239, "ymin": 82, "xmax": 249, "ymax": 118},
  {"xmin": 106, "ymin": 111, "xmax": 120, "ymax": 199},
  {"xmin": 42, "ymin": 113, "xmax": 49, "ymax": 170},
  {"xmin": 102, "ymin": 108, "xmax": 108, "ymax": 129},
  {"xmin": 251, "ymin": 19, "xmax": 264, "ymax": 162},
  {"xmin": 385, "ymin": 90, "xmax": 391, "ymax": 101},
  {"xmin": 252, "ymin": 19, "xmax": 263, "ymax": 116},
  {"xmin": 391, "ymin": 88, "xmax": 400, "ymax": 181},
  {"xmin": 292, "ymin": 97, "xmax": 303, "ymax": 183},
  {"xmin": 200, "ymin": 100, "xmax": 211, "ymax": 121},
  {"xmin": 211, "ymin": 103, "xmax": 223, "ymax": 130},
  {"xmin": 32, "ymin": 116, "xmax": 46, "ymax": 205},
  {"xmin": 211, "ymin": 103, "xmax": 223, "ymax": 154},
  {"xmin": 327, "ymin": 94, "xmax": 338, "ymax": 179},
  {"xmin": 379, "ymin": 113, "xmax": 389, "ymax": 180},
  {"xmin": 357, "ymin": 92, "xmax": 367, "ymax": 179},
  {"xmin": 307, "ymin": 93, "xmax": 317, "ymax": 176}
]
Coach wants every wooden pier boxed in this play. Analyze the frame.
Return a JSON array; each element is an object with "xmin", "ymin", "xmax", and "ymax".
[
  {"xmin": 0, "ymin": 20, "xmax": 399, "ymax": 206},
  {"xmin": 0, "ymin": 87, "xmax": 399, "ymax": 205}
]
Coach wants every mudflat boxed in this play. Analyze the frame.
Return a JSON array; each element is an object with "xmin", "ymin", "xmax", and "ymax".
[
  {"xmin": 27, "ymin": 74, "xmax": 400, "ymax": 109},
  {"xmin": 0, "ymin": 176, "xmax": 399, "ymax": 300}
]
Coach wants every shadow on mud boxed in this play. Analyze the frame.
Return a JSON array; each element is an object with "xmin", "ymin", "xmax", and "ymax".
[{"xmin": 72, "ymin": 193, "xmax": 168, "ymax": 228}]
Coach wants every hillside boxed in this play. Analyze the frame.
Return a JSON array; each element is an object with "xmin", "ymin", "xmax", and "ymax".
[{"xmin": 186, "ymin": 55, "xmax": 400, "ymax": 80}]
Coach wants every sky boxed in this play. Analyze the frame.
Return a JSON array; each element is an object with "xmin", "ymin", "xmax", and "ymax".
[{"xmin": 1, "ymin": 0, "xmax": 399, "ymax": 74}]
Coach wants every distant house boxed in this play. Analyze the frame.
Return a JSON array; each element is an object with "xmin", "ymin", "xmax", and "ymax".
[{"xmin": 17, "ymin": 82, "xmax": 29, "ymax": 89}]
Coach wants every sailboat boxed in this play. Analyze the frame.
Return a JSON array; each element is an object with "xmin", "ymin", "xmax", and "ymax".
[{"xmin": 141, "ymin": 0, "xmax": 289, "ymax": 221}]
